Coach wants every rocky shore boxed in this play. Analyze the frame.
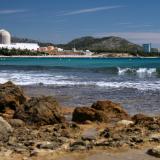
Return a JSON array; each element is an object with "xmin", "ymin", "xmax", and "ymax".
[{"xmin": 0, "ymin": 81, "xmax": 160, "ymax": 159}]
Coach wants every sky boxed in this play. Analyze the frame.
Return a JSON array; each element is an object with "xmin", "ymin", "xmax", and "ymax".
[{"xmin": 0, "ymin": 0, "xmax": 160, "ymax": 47}]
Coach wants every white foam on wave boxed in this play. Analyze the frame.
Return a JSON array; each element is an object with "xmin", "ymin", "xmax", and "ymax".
[
  {"xmin": 136, "ymin": 68, "xmax": 156, "ymax": 77},
  {"xmin": 118, "ymin": 67, "xmax": 134, "ymax": 75},
  {"xmin": 96, "ymin": 81, "xmax": 160, "ymax": 91},
  {"xmin": 1, "ymin": 77, "xmax": 160, "ymax": 91},
  {"xmin": 118, "ymin": 67, "xmax": 157, "ymax": 77},
  {"xmin": 0, "ymin": 70, "xmax": 160, "ymax": 91}
]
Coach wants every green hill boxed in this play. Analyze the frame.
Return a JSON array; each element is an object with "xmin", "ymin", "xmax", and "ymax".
[
  {"xmin": 12, "ymin": 36, "xmax": 142, "ymax": 53},
  {"xmin": 58, "ymin": 36, "xmax": 142, "ymax": 52}
]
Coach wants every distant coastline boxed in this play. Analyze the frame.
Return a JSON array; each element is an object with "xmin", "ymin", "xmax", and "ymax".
[{"xmin": 0, "ymin": 54, "xmax": 159, "ymax": 58}]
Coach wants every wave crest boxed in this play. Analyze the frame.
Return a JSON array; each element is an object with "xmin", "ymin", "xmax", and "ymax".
[{"xmin": 118, "ymin": 67, "xmax": 157, "ymax": 76}]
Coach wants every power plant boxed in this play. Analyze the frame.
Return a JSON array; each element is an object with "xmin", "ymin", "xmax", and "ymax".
[
  {"xmin": 0, "ymin": 29, "xmax": 93, "ymax": 55},
  {"xmin": 0, "ymin": 29, "xmax": 11, "ymax": 45},
  {"xmin": 0, "ymin": 29, "xmax": 39, "ymax": 51}
]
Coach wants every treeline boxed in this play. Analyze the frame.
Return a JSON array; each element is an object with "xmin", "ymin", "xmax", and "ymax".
[
  {"xmin": 0, "ymin": 48, "xmax": 48, "ymax": 56},
  {"xmin": 93, "ymin": 49, "xmax": 160, "ymax": 57}
]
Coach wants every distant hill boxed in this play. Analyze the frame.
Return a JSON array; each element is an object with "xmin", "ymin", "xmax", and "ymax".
[
  {"xmin": 12, "ymin": 36, "xmax": 142, "ymax": 52},
  {"xmin": 57, "ymin": 36, "xmax": 142, "ymax": 52}
]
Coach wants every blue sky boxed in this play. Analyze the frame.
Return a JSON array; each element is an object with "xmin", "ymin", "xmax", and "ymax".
[{"xmin": 0, "ymin": 0, "xmax": 160, "ymax": 47}]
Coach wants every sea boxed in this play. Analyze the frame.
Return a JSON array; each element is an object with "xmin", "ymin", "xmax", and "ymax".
[{"xmin": 0, "ymin": 57, "xmax": 160, "ymax": 115}]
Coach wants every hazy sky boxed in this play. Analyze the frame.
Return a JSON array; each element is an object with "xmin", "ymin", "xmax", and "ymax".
[{"xmin": 0, "ymin": 0, "xmax": 160, "ymax": 46}]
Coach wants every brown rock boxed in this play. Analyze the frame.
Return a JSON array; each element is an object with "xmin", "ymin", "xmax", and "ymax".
[
  {"xmin": 72, "ymin": 107, "xmax": 98, "ymax": 123},
  {"xmin": 15, "ymin": 96, "xmax": 65, "ymax": 125},
  {"xmin": 91, "ymin": 100, "xmax": 130, "ymax": 121},
  {"xmin": 72, "ymin": 100, "xmax": 130, "ymax": 123},
  {"xmin": 147, "ymin": 146, "xmax": 160, "ymax": 158},
  {"xmin": 0, "ymin": 116, "xmax": 13, "ymax": 142},
  {"xmin": 132, "ymin": 114, "xmax": 156, "ymax": 127},
  {"xmin": 0, "ymin": 81, "xmax": 27, "ymax": 116}
]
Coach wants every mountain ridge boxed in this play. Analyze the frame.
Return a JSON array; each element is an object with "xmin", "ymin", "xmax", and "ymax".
[
  {"xmin": 58, "ymin": 36, "xmax": 142, "ymax": 52},
  {"xmin": 12, "ymin": 36, "xmax": 142, "ymax": 52}
]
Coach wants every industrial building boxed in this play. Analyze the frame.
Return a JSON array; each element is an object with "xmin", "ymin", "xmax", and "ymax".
[
  {"xmin": 0, "ymin": 29, "xmax": 39, "ymax": 51},
  {"xmin": 0, "ymin": 29, "xmax": 11, "ymax": 44},
  {"xmin": 143, "ymin": 43, "xmax": 151, "ymax": 53}
]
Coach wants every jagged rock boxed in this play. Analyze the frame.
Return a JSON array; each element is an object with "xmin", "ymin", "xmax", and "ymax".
[
  {"xmin": 0, "ymin": 81, "xmax": 27, "ymax": 116},
  {"xmin": 72, "ymin": 100, "xmax": 130, "ymax": 123},
  {"xmin": 72, "ymin": 107, "xmax": 104, "ymax": 123},
  {"xmin": 91, "ymin": 100, "xmax": 130, "ymax": 121},
  {"xmin": 132, "ymin": 114, "xmax": 160, "ymax": 131},
  {"xmin": 15, "ymin": 96, "xmax": 65, "ymax": 125},
  {"xmin": 132, "ymin": 114, "xmax": 155, "ymax": 125},
  {"xmin": 0, "ymin": 116, "xmax": 13, "ymax": 142},
  {"xmin": 147, "ymin": 146, "xmax": 160, "ymax": 158}
]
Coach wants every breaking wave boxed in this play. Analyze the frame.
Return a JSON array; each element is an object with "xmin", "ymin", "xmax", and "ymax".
[
  {"xmin": 0, "ymin": 72, "xmax": 160, "ymax": 91},
  {"xmin": 118, "ymin": 67, "xmax": 157, "ymax": 76}
]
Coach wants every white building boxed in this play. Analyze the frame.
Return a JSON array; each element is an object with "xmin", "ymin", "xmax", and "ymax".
[
  {"xmin": 0, "ymin": 29, "xmax": 39, "ymax": 51},
  {"xmin": 85, "ymin": 50, "xmax": 93, "ymax": 56},
  {"xmin": 57, "ymin": 48, "xmax": 64, "ymax": 52},
  {"xmin": 0, "ymin": 43, "xmax": 39, "ymax": 51}
]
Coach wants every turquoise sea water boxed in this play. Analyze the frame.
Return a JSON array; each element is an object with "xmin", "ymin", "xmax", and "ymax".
[
  {"xmin": 0, "ymin": 57, "xmax": 160, "ymax": 68},
  {"xmin": 0, "ymin": 57, "xmax": 160, "ymax": 114}
]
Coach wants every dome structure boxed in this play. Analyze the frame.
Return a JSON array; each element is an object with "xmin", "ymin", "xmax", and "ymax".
[{"xmin": 0, "ymin": 29, "xmax": 11, "ymax": 44}]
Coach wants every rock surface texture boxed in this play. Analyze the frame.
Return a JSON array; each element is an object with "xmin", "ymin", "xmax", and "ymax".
[
  {"xmin": 0, "ymin": 81, "xmax": 27, "ymax": 118},
  {"xmin": 15, "ymin": 96, "xmax": 65, "ymax": 125},
  {"xmin": 72, "ymin": 100, "xmax": 130, "ymax": 123},
  {"xmin": 0, "ymin": 116, "xmax": 13, "ymax": 142}
]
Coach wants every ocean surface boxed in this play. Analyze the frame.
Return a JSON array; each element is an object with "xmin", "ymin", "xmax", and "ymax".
[{"xmin": 0, "ymin": 57, "xmax": 160, "ymax": 115}]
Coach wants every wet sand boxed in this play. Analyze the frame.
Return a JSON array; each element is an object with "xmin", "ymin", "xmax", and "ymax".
[
  {"xmin": 0, "ymin": 148, "xmax": 157, "ymax": 160},
  {"xmin": 54, "ymin": 149, "xmax": 158, "ymax": 160}
]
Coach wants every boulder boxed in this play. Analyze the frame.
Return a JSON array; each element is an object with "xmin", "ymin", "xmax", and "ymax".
[
  {"xmin": 0, "ymin": 116, "xmax": 13, "ymax": 142},
  {"xmin": 72, "ymin": 100, "xmax": 130, "ymax": 123},
  {"xmin": 72, "ymin": 107, "xmax": 107, "ymax": 123},
  {"xmin": 147, "ymin": 146, "xmax": 160, "ymax": 158},
  {"xmin": 132, "ymin": 114, "xmax": 159, "ymax": 130},
  {"xmin": 15, "ymin": 96, "xmax": 65, "ymax": 125},
  {"xmin": 132, "ymin": 114, "xmax": 154, "ymax": 124},
  {"xmin": 0, "ymin": 81, "xmax": 27, "ymax": 115},
  {"xmin": 91, "ymin": 101, "xmax": 130, "ymax": 121}
]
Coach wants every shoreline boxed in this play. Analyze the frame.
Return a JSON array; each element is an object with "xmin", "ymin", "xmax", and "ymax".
[{"xmin": 0, "ymin": 55, "xmax": 159, "ymax": 58}]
